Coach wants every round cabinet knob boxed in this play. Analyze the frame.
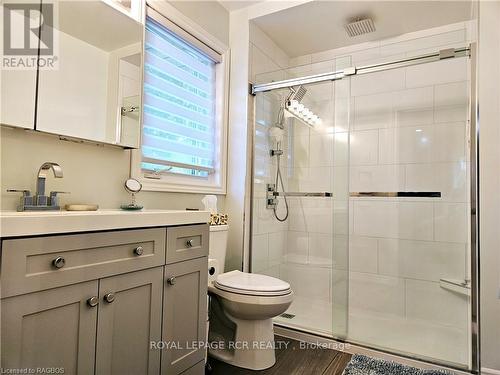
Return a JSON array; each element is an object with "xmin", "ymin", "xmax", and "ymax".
[
  {"xmin": 52, "ymin": 256, "xmax": 66, "ymax": 269},
  {"xmin": 104, "ymin": 293, "xmax": 115, "ymax": 303},
  {"xmin": 167, "ymin": 277, "xmax": 176, "ymax": 286},
  {"xmin": 87, "ymin": 296, "xmax": 99, "ymax": 307},
  {"xmin": 134, "ymin": 246, "xmax": 144, "ymax": 256},
  {"xmin": 186, "ymin": 239, "xmax": 194, "ymax": 248}
]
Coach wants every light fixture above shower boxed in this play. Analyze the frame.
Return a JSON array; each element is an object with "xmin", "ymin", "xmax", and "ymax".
[{"xmin": 285, "ymin": 100, "xmax": 321, "ymax": 128}]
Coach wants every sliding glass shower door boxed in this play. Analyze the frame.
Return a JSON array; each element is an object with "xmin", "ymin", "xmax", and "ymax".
[
  {"xmin": 250, "ymin": 47, "xmax": 473, "ymax": 370},
  {"xmin": 251, "ymin": 60, "xmax": 350, "ymax": 338},
  {"xmin": 346, "ymin": 58, "xmax": 471, "ymax": 367}
]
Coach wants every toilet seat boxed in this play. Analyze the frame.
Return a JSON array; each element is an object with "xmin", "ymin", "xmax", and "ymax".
[{"xmin": 214, "ymin": 270, "xmax": 292, "ymax": 297}]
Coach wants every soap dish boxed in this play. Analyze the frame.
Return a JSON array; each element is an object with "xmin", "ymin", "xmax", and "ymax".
[
  {"xmin": 120, "ymin": 204, "xmax": 143, "ymax": 211},
  {"xmin": 65, "ymin": 204, "xmax": 99, "ymax": 211}
]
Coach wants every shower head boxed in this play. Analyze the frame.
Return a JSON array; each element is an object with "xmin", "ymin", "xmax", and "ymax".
[{"xmin": 287, "ymin": 85, "xmax": 307, "ymax": 103}]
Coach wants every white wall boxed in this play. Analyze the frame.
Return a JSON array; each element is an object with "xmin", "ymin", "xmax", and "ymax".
[
  {"xmin": 0, "ymin": 128, "xmax": 222, "ymax": 211},
  {"xmin": 224, "ymin": 0, "xmax": 313, "ymax": 273},
  {"xmin": 169, "ymin": 1, "xmax": 229, "ymax": 45},
  {"xmin": 0, "ymin": 0, "xmax": 229, "ymax": 213},
  {"xmin": 478, "ymin": 1, "xmax": 500, "ymax": 372}
]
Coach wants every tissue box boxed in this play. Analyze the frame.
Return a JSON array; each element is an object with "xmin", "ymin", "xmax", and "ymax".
[{"xmin": 209, "ymin": 213, "xmax": 228, "ymax": 226}]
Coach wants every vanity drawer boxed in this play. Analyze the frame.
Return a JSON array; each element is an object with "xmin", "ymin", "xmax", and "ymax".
[
  {"xmin": 166, "ymin": 225, "xmax": 209, "ymax": 264},
  {"xmin": 1, "ymin": 228, "xmax": 166, "ymax": 298}
]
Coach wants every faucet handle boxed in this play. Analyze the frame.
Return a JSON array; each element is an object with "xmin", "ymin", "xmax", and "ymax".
[
  {"xmin": 49, "ymin": 191, "xmax": 70, "ymax": 207},
  {"xmin": 49, "ymin": 191, "xmax": 70, "ymax": 196},
  {"xmin": 7, "ymin": 189, "xmax": 33, "ymax": 211},
  {"xmin": 7, "ymin": 189, "xmax": 31, "ymax": 196}
]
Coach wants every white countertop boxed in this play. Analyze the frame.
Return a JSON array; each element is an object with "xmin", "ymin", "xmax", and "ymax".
[{"xmin": 0, "ymin": 209, "xmax": 210, "ymax": 237}]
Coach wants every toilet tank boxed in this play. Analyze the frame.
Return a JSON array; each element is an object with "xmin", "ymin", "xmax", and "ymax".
[{"xmin": 209, "ymin": 225, "xmax": 228, "ymax": 272}]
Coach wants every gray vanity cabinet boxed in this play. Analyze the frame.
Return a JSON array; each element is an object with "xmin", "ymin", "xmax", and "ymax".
[
  {"xmin": 96, "ymin": 267, "xmax": 163, "ymax": 375},
  {"xmin": 1, "ymin": 280, "xmax": 99, "ymax": 374},
  {"xmin": 0, "ymin": 224, "xmax": 208, "ymax": 375},
  {"xmin": 162, "ymin": 256, "xmax": 208, "ymax": 375}
]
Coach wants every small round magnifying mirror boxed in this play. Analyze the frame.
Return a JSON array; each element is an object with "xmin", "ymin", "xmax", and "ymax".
[
  {"xmin": 121, "ymin": 178, "xmax": 143, "ymax": 210},
  {"xmin": 124, "ymin": 178, "xmax": 142, "ymax": 194}
]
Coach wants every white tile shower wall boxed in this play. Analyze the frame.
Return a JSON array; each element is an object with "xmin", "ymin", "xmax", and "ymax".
[
  {"xmin": 348, "ymin": 60, "xmax": 469, "ymax": 340},
  {"xmin": 250, "ymin": 22, "xmax": 291, "ymax": 275},
  {"xmin": 282, "ymin": 21, "xmax": 473, "ymax": 362},
  {"xmin": 250, "ymin": 22, "xmax": 342, "ymax": 306},
  {"xmin": 349, "ymin": 24, "xmax": 471, "ymax": 357}
]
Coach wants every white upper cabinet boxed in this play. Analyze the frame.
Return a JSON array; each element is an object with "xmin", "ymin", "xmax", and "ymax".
[
  {"xmin": 35, "ymin": 0, "xmax": 143, "ymax": 148},
  {"xmin": 0, "ymin": 0, "xmax": 40, "ymax": 130}
]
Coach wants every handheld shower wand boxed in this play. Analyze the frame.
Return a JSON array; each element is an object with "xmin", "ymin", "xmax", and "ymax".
[
  {"xmin": 275, "ymin": 85, "xmax": 308, "ymax": 129},
  {"xmin": 270, "ymin": 85, "xmax": 307, "ymax": 222}
]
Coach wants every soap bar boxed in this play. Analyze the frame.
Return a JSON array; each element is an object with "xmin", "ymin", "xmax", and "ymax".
[{"xmin": 65, "ymin": 204, "xmax": 99, "ymax": 211}]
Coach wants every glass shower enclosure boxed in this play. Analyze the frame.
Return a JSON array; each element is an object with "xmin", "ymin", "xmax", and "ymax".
[{"xmin": 249, "ymin": 44, "xmax": 476, "ymax": 371}]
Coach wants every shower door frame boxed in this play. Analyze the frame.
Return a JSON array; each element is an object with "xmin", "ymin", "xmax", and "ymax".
[{"xmin": 248, "ymin": 43, "xmax": 480, "ymax": 373}]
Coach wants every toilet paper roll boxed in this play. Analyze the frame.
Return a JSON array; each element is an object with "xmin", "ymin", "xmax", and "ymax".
[{"xmin": 208, "ymin": 258, "xmax": 219, "ymax": 284}]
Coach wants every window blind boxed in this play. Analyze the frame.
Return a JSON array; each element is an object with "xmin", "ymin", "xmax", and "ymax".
[{"xmin": 142, "ymin": 15, "xmax": 217, "ymax": 177}]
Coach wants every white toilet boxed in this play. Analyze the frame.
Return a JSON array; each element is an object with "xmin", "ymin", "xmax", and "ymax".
[{"xmin": 207, "ymin": 225, "xmax": 294, "ymax": 370}]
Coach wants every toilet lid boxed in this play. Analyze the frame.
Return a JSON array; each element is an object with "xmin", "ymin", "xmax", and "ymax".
[{"xmin": 214, "ymin": 270, "xmax": 291, "ymax": 296}]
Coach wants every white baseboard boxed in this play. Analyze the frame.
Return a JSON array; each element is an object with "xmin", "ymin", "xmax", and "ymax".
[{"xmin": 482, "ymin": 368, "xmax": 500, "ymax": 375}]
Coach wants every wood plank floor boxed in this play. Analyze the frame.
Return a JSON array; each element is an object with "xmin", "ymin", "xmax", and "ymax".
[{"xmin": 209, "ymin": 336, "xmax": 352, "ymax": 375}]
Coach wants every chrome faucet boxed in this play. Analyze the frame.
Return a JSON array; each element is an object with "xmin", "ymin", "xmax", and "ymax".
[
  {"xmin": 36, "ymin": 162, "xmax": 64, "ymax": 206},
  {"xmin": 7, "ymin": 162, "xmax": 68, "ymax": 211}
]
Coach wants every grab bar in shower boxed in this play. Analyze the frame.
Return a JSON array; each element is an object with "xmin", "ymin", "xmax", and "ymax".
[
  {"xmin": 266, "ymin": 184, "xmax": 333, "ymax": 209},
  {"xmin": 350, "ymin": 192, "xmax": 441, "ymax": 198},
  {"xmin": 439, "ymin": 278, "xmax": 471, "ymax": 297}
]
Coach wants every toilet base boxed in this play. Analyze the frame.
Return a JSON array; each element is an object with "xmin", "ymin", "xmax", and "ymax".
[{"xmin": 209, "ymin": 316, "xmax": 276, "ymax": 370}]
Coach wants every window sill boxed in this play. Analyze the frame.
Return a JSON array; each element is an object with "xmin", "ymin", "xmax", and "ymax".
[{"xmin": 139, "ymin": 178, "xmax": 227, "ymax": 195}]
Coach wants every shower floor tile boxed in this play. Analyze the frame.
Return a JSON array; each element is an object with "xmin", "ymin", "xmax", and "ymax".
[{"xmin": 273, "ymin": 296, "xmax": 469, "ymax": 367}]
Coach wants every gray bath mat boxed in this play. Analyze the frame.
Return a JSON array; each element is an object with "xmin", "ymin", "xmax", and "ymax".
[{"xmin": 343, "ymin": 354, "xmax": 453, "ymax": 375}]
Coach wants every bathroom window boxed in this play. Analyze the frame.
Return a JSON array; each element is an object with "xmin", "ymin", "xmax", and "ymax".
[{"xmin": 133, "ymin": 5, "xmax": 228, "ymax": 194}]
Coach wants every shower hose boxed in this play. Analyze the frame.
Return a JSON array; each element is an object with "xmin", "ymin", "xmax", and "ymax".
[{"xmin": 273, "ymin": 145, "xmax": 289, "ymax": 222}]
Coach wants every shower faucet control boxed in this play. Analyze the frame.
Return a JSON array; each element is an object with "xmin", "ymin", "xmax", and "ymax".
[{"xmin": 266, "ymin": 184, "xmax": 278, "ymax": 209}]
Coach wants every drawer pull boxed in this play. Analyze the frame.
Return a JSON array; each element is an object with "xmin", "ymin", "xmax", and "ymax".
[
  {"xmin": 167, "ymin": 277, "xmax": 176, "ymax": 286},
  {"xmin": 134, "ymin": 246, "xmax": 144, "ymax": 256},
  {"xmin": 104, "ymin": 292, "xmax": 116, "ymax": 303},
  {"xmin": 87, "ymin": 296, "xmax": 99, "ymax": 307},
  {"xmin": 52, "ymin": 256, "xmax": 66, "ymax": 269},
  {"xmin": 186, "ymin": 239, "xmax": 194, "ymax": 248}
]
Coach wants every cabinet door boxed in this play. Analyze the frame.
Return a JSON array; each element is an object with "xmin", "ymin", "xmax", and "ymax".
[
  {"xmin": 1, "ymin": 281, "xmax": 98, "ymax": 374},
  {"xmin": 0, "ymin": 0, "xmax": 39, "ymax": 129},
  {"xmin": 96, "ymin": 267, "xmax": 163, "ymax": 375},
  {"xmin": 162, "ymin": 257, "xmax": 208, "ymax": 375},
  {"xmin": 35, "ymin": 0, "xmax": 143, "ymax": 146}
]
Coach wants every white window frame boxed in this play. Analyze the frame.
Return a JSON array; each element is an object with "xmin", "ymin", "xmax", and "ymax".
[{"xmin": 131, "ymin": 0, "xmax": 229, "ymax": 194}]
